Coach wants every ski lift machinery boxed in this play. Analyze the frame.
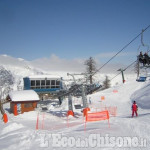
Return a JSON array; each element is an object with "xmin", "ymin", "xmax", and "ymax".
[
  {"xmin": 136, "ymin": 29, "xmax": 150, "ymax": 82},
  {"xmin": 66, "ymin": 73, "xmax": 102, "ymax": 110}
]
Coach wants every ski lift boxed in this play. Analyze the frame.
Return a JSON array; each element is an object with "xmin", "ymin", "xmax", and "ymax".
[
  {"xmin": 137, "ymin": 29, "xmax": 150, "ymax": 68},
  {"xmin": 136, "ymin": 76, "xmax": 147, "ymax": 82},
  {"xmin": 136, "ymin": 29, "xmax": 150, "ymax": 82},
  {"xmin": 136, "ymin": 65, "xmax": 148, "ymax": 82}
]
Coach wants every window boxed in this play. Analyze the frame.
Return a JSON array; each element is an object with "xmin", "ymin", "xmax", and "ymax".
[
  {"xmin": 41, "ymin": 80, "xmax": 45, "ymax": 88},
  {"xmin": 56, "ymin": 80, "xmax": 60, "ymax": 85},
  {"xmin": 41, "ymin": 80, "xmax": 45, "ymax": 86},
  {"xmin": 46, "ymin": 80, "xmax": 50, "ymax": 85},
  {"xmin": 31, "ymin": 80, "xmax": 36, "ymax": 89},
  {"xmin": 51, "ymin": 80, "xmax": 55, "ymax": 85},
  {"xmin": 31, "ymin": 80, "xmax": 35, "ymax": 86},
  {"xmin": 46, "ymin": 80, "xmax": 50, "ymax": 88},
  {"xmin": 56, "ymin": 80, "xmax": 60, "ymax": 88},
  {"xmin": 36, "ymin": 80, "xmax": 40, "ymax": 86},
  {"xmin": 29, "ymin": 78, "xmax": 61, "ymax": 89},
  {"xmin": 51, "ymin": 80, "xmax": 56, "ymax": 88},
  {"xmin": 24, "ymin": 103, "xmax": 33, "ymax": 108}
]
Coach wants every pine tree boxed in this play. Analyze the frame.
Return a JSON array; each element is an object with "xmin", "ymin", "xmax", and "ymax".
[
  {"xmin": 102, "ymin": 75, "xmax": 111, "ymax": 89},
  {"xmin": 84, "ymin": 57, "xmax": 97, "ymax": 84}
]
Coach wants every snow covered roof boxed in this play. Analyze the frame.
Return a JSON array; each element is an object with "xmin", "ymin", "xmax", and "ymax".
[
  {"xmin": 9, "ymin": 90, "xmax": 40, "ymax": 102},
  {"xmin": 26, "ymin": 75, "xmax": 61, "ymax": 79}
]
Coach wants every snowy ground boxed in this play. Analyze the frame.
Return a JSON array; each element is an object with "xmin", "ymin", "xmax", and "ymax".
[{"xmin": 0, "ymin": 77, "xmax": 150, "ymax": 150}]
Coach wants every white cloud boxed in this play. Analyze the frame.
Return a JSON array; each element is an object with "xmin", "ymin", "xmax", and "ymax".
[
  {"xmin": 31, "ymin": 54, "xmax": 86, "ymax": 73},
  {"xmin": 30, "ymin": 54, "xmax": 135, "ymax": 74}
]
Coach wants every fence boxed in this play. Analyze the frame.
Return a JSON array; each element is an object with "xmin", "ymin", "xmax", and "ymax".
[
  {"xmin": 84, "ymin": 110, "xmax": 110, "ymax": 131},
  {"xmin": 104, "ymin": 106, "xmax": 117, "ymax": 117},
  {"xmin": 36, "ymin": 112, "xmax": 83, "ymax": 130},
  {"xmin": 91, "ymin": 106, "xmax": 117, "ymax": 117}
]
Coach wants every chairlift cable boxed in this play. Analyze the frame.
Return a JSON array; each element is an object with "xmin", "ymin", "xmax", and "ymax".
[
  {"xmin": 92, "ymin": 24, "xmax": 150, "ymax": 76},
  {"xmin": 110, "ymin": 60, "xmax": 137, "ymax": 81},
  {"xmin": 141, "ymin": 29, "xmax": 145, "ymax": 46},
  {"xmin": 110, "ymin": 53, "xmax": 150, "ymax": 81}
]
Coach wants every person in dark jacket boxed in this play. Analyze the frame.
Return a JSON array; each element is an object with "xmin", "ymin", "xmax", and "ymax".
[
  {"xmin": 138, "ymin": 52, "xmax": 145, "ymax": 66},
  {"xmin": 139, "ymin": 52, "xmax": 143, "ymax": 61},
  {"xmin": 132, "ymin": 101, "xmax": 138, "ymax": 117},
  {"xmin": 143, "ymin": 52, "xmax": 150, "ymax": 65}
]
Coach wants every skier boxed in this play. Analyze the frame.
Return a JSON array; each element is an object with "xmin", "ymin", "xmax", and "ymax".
[{"xmin": 132, "ymin": 101, "xmax": 138, "ymax": 117}]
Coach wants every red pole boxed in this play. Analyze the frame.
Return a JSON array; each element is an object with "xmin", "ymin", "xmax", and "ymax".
[
  {"xmin": 3, "ymin": 113, "xmax": 8, "ymax": 123},
  {"xmin": 14, "ymin": 104, "xmax": 18, "ymax": 116}
]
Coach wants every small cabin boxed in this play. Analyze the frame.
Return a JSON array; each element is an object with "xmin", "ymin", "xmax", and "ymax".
[
  {"xmin": 8, "ymin": 90, "xmax": 40, "ymax": 115},
  {"xmin": 23, "ymin": 75, "xmax": 63, "ymax": 94}
]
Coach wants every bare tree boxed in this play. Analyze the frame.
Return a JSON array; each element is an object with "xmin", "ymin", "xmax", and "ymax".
[
  {"xmin": 102, "ymin": 75, "xmax": 111, "ymax": 89},
  {"xmin": 0, "ymin": 66, "xmax": 14, "ymax": 86},
  {"xmin": 84, "ymin": 57, "xmax": 97, "ymax": 84}
]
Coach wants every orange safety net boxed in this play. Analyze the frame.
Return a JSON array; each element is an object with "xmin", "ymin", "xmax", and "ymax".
[
  {"xmin": 36, "ymin": 113, "xmax": 45, "ymax": 130},
  {"xmin": 86, "ymin": 110, "xmax": 109, "ymax": 122},
  {"xmin": 36, "ymin": 112, "xmax": 83, "ymax": 130},
  {"xmin": 105, "ymin": 106, "xmax": 117, "ymax": 117}
]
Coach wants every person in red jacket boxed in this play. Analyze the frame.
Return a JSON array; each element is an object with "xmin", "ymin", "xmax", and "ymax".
[{"xmin": 132, "ymin": 101, "xmax": 138, "ymax": 117}]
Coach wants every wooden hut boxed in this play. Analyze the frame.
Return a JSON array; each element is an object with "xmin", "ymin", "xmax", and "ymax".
[{"xmin": 8, "ymin": 90, "xmax": 40, "ymax": 115}]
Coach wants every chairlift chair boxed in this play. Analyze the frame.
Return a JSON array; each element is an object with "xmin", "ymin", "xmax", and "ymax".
[
  {"xmin": 136, "ymin": 76, "xmax": 147, "ymax": 82},
  {"xmin": 136, "ymin": 29, "xmax": 150, "ymax": 81}
]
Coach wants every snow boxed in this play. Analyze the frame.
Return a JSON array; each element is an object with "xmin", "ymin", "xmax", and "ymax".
[
  {"xmin": 131, "ymin": 80, "xmax": 150, "ymax": 109},
  {"xmin": 27, "ymin": 74, "xmax": 61, "ymax": 79},
  {"xmin": 0, "ymin": 55, "xmax": 150, "ymax": 149},
  {"xmin": 1, "ymin": 123, "xmax": 24, "ymax": 135},
  {"xmin": 9, "ymin": 90, "xmax": 40, "ymax": 102},
  {"xmin": 0, "ymin": 77, "xmax": 150, "ymax": 150}
]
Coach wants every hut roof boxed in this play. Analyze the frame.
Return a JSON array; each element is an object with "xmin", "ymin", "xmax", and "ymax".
[{"xmin": 9, "ymin": 90, "xmax": 40, "ymax": 102}]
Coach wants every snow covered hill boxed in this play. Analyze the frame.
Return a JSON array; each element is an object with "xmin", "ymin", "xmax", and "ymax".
[
  {"xmin": 0, "ymin": 54, "xmax": 137, "ymax": 88},
  {"xmin": 0, "ymin": 55, "xmax": 43, "ymax": 77},
  {"xmin": 131, "ymin": 80, "xmax": 150, "ymax": 109},
  {"xmin": 0, "ymin": 54, "xmax": 150, "ymax": 150},
  {"xmin": 0, "ymin": 55, "xmax": 45, "ymax": 91},
  {"xmin": 0, "ymin": 74, "xmax": 150, "ymax": 150}
]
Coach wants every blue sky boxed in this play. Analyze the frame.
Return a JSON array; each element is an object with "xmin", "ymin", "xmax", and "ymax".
[{"xmin": 0, "ymin": 0, "xmax": 150, "ymax": 65}]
